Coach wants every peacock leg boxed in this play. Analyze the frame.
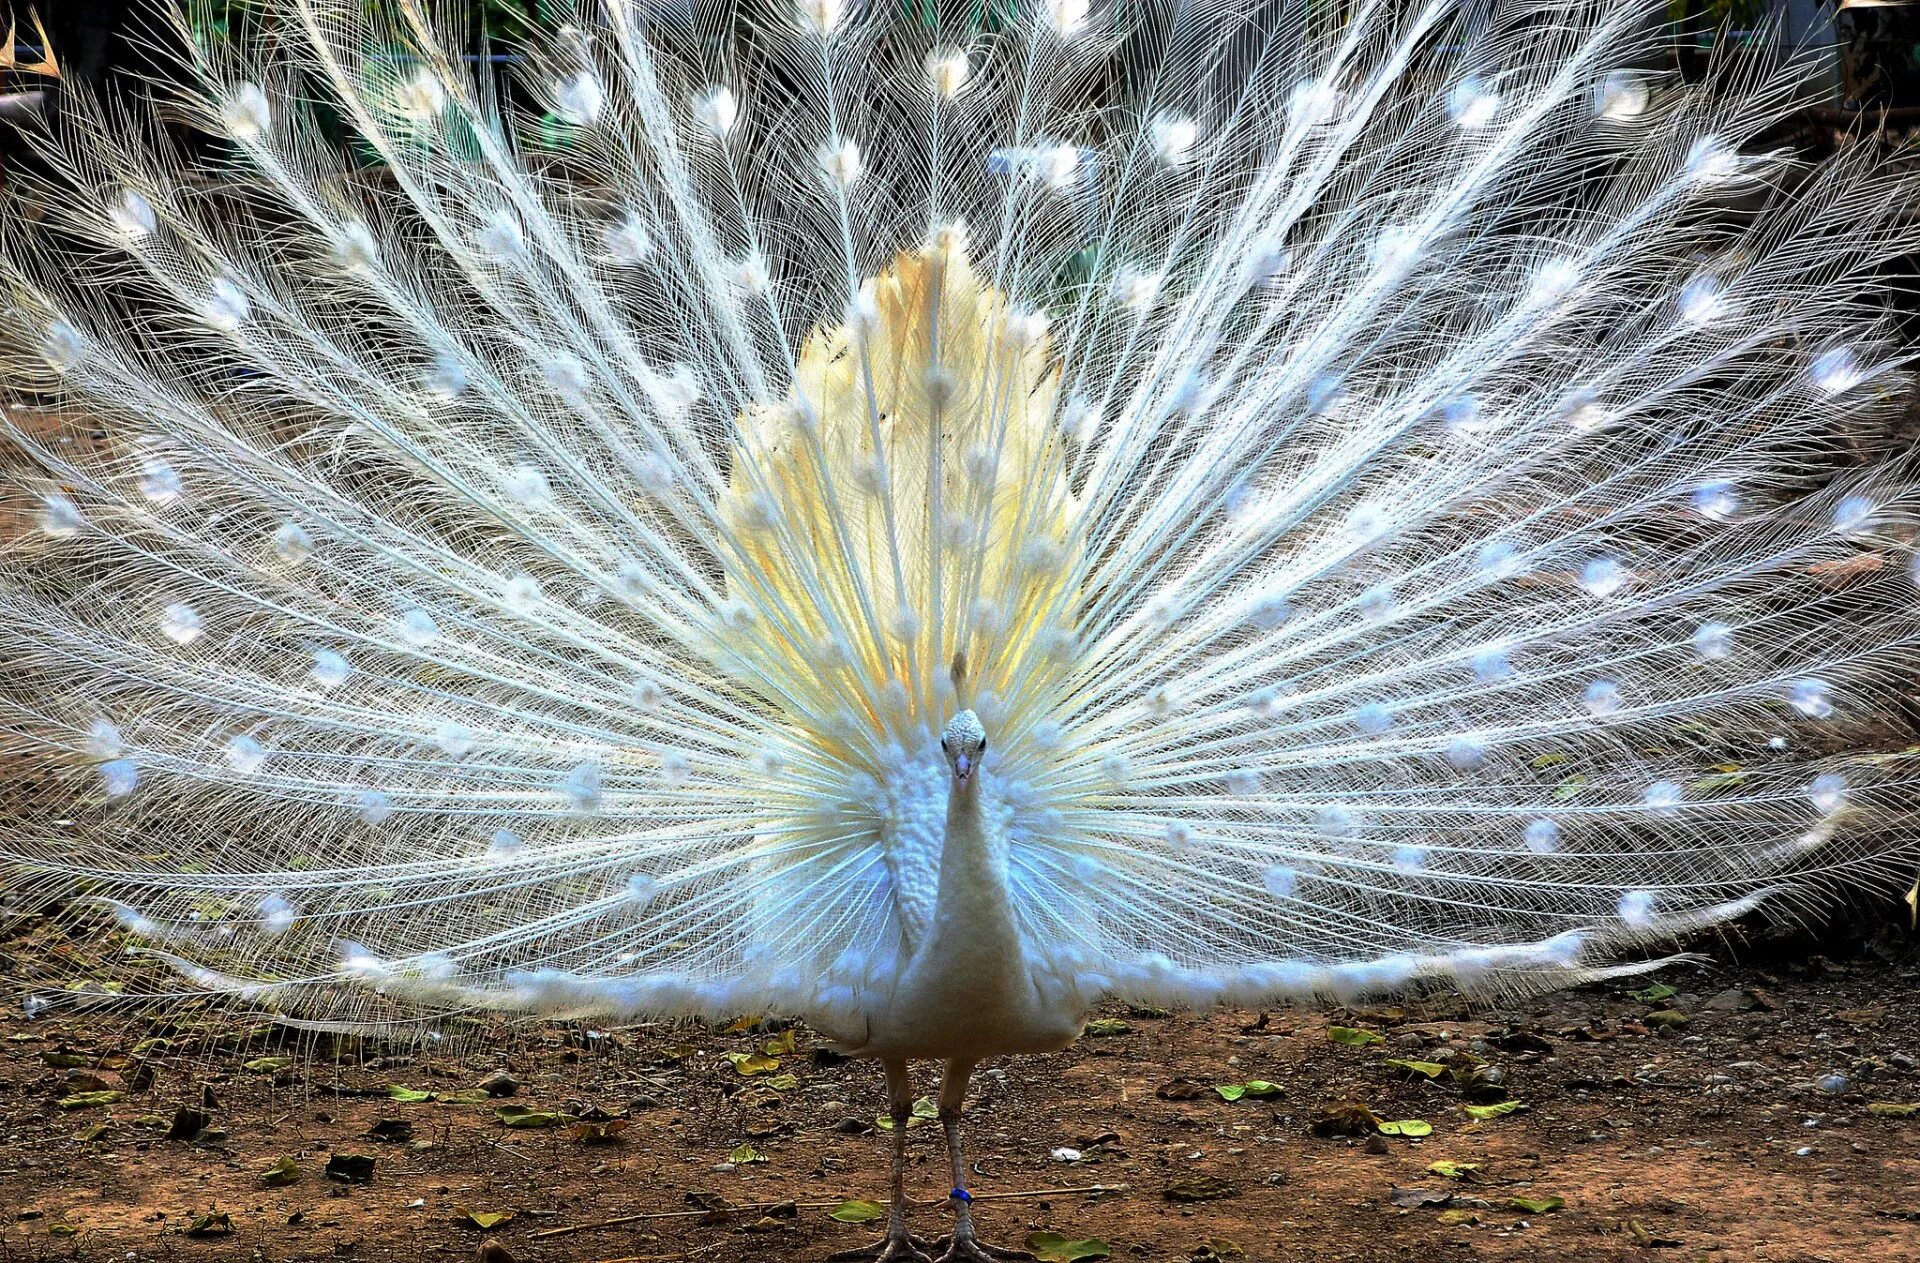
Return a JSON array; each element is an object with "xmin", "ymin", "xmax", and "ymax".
[
  {"xmin": 830, "ymin": 1058, "xmax": 932, "ymax": 1263},
  {"xmin": 933, "ymin": 1059, "xmax": 1035, "ymax": 1263}
]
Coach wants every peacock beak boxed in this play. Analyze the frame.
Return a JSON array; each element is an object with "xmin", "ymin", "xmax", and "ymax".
[{"xmin": 953, "ymin": 751, "xmax": 974, "ymax": 780}]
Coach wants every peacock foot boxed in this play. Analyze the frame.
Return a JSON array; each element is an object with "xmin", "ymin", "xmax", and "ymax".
[
  {"xmin": 828, "ymin": 1232, "xmax": 935, "ymax": 1263},
  {"xmin": 931, "ymin": 1231, "xmax": 1036, "ymax": 1263}
]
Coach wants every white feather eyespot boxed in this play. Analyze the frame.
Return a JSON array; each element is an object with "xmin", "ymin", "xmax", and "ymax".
[
  {"xmin": 222, "ymin": 82, "xmax": 273, "ymax": 141},
  {"xmin": 818, "ymin": 136, "xmax": 863, "ymax": 186},
  {"xmin": 109, "ymin": 188, "xmax": 157, "ymax": 239},
  {"xmin": 926, "ymin": 49, "xmax": 970, "ymax": 99},
  {"xmin": 41, "ymin": 320, "xmax": 89, "ymax": 375},
  {"xmin": 1046, "ymin": 0, "xmax": 1089, "ymax": 38},
  {"xmin": 798, "ymin": 0, "xmax": 846, "ymax": 36},
  {"xmin": 693, "ymin": 86, "xmax": 740, "ymax": 137},
  {"xmin": 392, "ymin": 69, "xmax": 447, "ymax": 120},
  {"xmin": 1594, "ymin": 70, "xmax": 1649, "ymax": 120},
  {"xmin": 554, "ymin": 71, "xmax": 606, "ymax": 126},
  {"xmin": 603, "ymin": 213, "xmax": 653, "ymax": 265},
  {"xmin": 1150, "ymin": 114, "xmax": 1197, "ymax": 163},
  {"xmin": 331, "ymin": 220, "xmax": 380, "ymax": 272},
  {"xmin": 1446, "ymin": 76, "xmax": 1498, "ymax": 129}
]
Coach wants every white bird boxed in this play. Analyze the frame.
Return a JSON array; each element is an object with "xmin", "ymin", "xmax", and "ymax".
[{"xmin": 2, "ymin": 2, "xmax": 1919, "ymax": 1258}]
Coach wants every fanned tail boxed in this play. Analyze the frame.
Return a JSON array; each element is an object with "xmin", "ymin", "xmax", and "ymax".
[{"xmin": 0, "ymin": 0, "xmax": 1916, "ymax": 1031}]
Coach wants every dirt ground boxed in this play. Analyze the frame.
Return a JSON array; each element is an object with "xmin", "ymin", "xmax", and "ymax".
[{"xmin": 4, "ymin": 915, "xmax": 1920, "ymax": 1263}]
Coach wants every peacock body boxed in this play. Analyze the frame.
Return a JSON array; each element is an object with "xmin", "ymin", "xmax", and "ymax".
[{"xmin": 4, "ymin": 0, "xmax": 1920, "ymax": 1254}]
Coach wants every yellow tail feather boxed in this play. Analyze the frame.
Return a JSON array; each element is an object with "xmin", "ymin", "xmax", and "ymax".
[{"xmin": 725, "ymin": 239, "xmax": 1080, "ymax": 749}]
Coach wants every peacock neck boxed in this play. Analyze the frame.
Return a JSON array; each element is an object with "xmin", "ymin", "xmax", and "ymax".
[{"xmin": 932, "ymin": 774, "xmax": 1020, "ymax": 947}]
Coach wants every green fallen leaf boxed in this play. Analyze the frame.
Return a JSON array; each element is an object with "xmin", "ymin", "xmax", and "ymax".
[
  {"xmin": 727, "ymin": 1051, "xmax": 781, "ymax": 1076},
  {"xmin": 828, "ymin": 1199, "xmax": 886, "ymax": 1224},
  {"xmin": 1327, "ymin": 1026, "xmax": 1384, "ymax": 1047},
  {"xmin": 766, "ymin": 1073, "xmax": 800, "ymax": 1091},
  {"xmin": 1024, "ymin": 1231, "xmax": 1112, "ymax": 1262},
  {"xmin": 387, "ymin": 1085, "xmax": 434, "ymax": 1103},
  {"xmin": 728, "ymin": 1142, "xmax": 768, "ymax": 1164},
  {"xmin": 41, "ymin": 1049, "xmax": 90, "ymax": 1068},
  {"xmin": 186, "ymin": 1211, "xmax": 233, "ymax": 1238},
  {"xmin": 1436, "ymin": 1209, "xmax": 1481, "ymax": 1226},
  {"xmin": 58, "ymin": 1091, "xmax": 122, "ymax": 1110},
  {"xmin": 761, "ymin": 1029, "xmax": 797, "ymax": 1056},
  {"xmin": 458, "ymin": 1208, "xmax": 515, "ymax": 1230},
  {"xmin": 1083, "ymin": 1018, "xmax": 1132, "ymax": 1037},
  {"xmin": 1527, "ymin": 752, "xmax": 1569, "ymax": 770},
  {"xmin": 1508, "ymin": 1196, "xmax": 1564, "ymax": 1214},
  {"xmin": 1377, "ymin": 1119, "xmax": 1432, "ymax": 1137},
  {"xmin": 1644, "ymin": 1009, "xmax": 1690, "ymax": 1028},
  {"xmin": 1464, "ymin": 1100, "xmax": 1524, "ymax": 1120},
  {"xmin": 494, "ymin": 1105, "xmax": 569, "ymax": 1128},
  {"xmin": 243, "ymin": 1056, "xmax": 293, "ymax": 1073},
  {"xmin": 1216, "ymin": 1079, "xmax": 1283, "ymax": 1100},
  {"xmin": 1629, "ymin": 983, "xmax": 1678, "ymax": 1003},
  {"xmin": 261, "ymin": 1155, "xmax": 300, "ymax": 1186},
  {"xmin": 47, "ymin": 1224, "xmax": 79, "ymax": 1237},
  {"xmin": 874, "ymin": 1096, "xmax": 939, "ymax": 1130},
  {"xmin": 1553, "ymin": 774, "xmax": 1588, "ymax": 800},
  {"xmin": 1689, "ymin": 769, "xmax": 1746, "ymax": 794},
  {"xmin": 1385, "ymin": 1059, "xmax": 1448, "ymax": 1079},
  {"xmin": 1427, "ymin": 1160, "xmax": 1483, "ymax": 1179},
  {"xmin": 1868, "ymin": 1102, "xmax": 1920, "ymax": 1117}
]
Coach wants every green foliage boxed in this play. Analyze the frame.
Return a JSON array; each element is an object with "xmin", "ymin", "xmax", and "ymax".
[{"xmin": 1665, "ymin": 1, "xmax": 1767, "ymax": 32}]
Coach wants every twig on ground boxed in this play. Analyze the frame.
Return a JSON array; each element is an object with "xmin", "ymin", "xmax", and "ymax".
[{"xmin": 589, "ymin": 1242, "xmax": 731, "ymax": 1263}]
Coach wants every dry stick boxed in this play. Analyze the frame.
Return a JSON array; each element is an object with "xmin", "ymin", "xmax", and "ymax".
[
  {"xmin": 531, "ymin": 1184, "xmax": 1128, "ymax": 1241},
  {"xmin": 590, "ymin": 1243, "xmax": 731, "ymax": 1263}
]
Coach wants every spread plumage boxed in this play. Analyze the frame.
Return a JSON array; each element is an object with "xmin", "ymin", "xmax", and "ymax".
[{"xmin": 3, "ymin": 2, "xmax": 1919, "ymax": 1257}]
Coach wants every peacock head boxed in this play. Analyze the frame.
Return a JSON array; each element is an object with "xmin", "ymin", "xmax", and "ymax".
[{"xmin": 940, "ymin": 709, "xmax": 988, "ymax": 782}]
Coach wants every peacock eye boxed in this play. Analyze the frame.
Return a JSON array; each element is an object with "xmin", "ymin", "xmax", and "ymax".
[
  {"xmin": 979, "ymin": 737, "xmax": 987, "ymax": 752},
  {"xmin": 941, "ymin": 737, "xmax": 950, "ymax": 751}
]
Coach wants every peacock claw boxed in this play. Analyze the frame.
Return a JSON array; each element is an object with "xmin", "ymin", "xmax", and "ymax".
[
  {"xmin": 931, "ymin": 1234, "xmax": 1035, "ymax": 1263},
  {"xmin": 828, "ymin": 1234, "xmax": 934, "ymax": 1263}
]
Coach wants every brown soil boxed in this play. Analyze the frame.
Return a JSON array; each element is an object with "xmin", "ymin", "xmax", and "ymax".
[{"xmin": 4, "ymin": 925, "xmax": 1920, "ymax": 1263}]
